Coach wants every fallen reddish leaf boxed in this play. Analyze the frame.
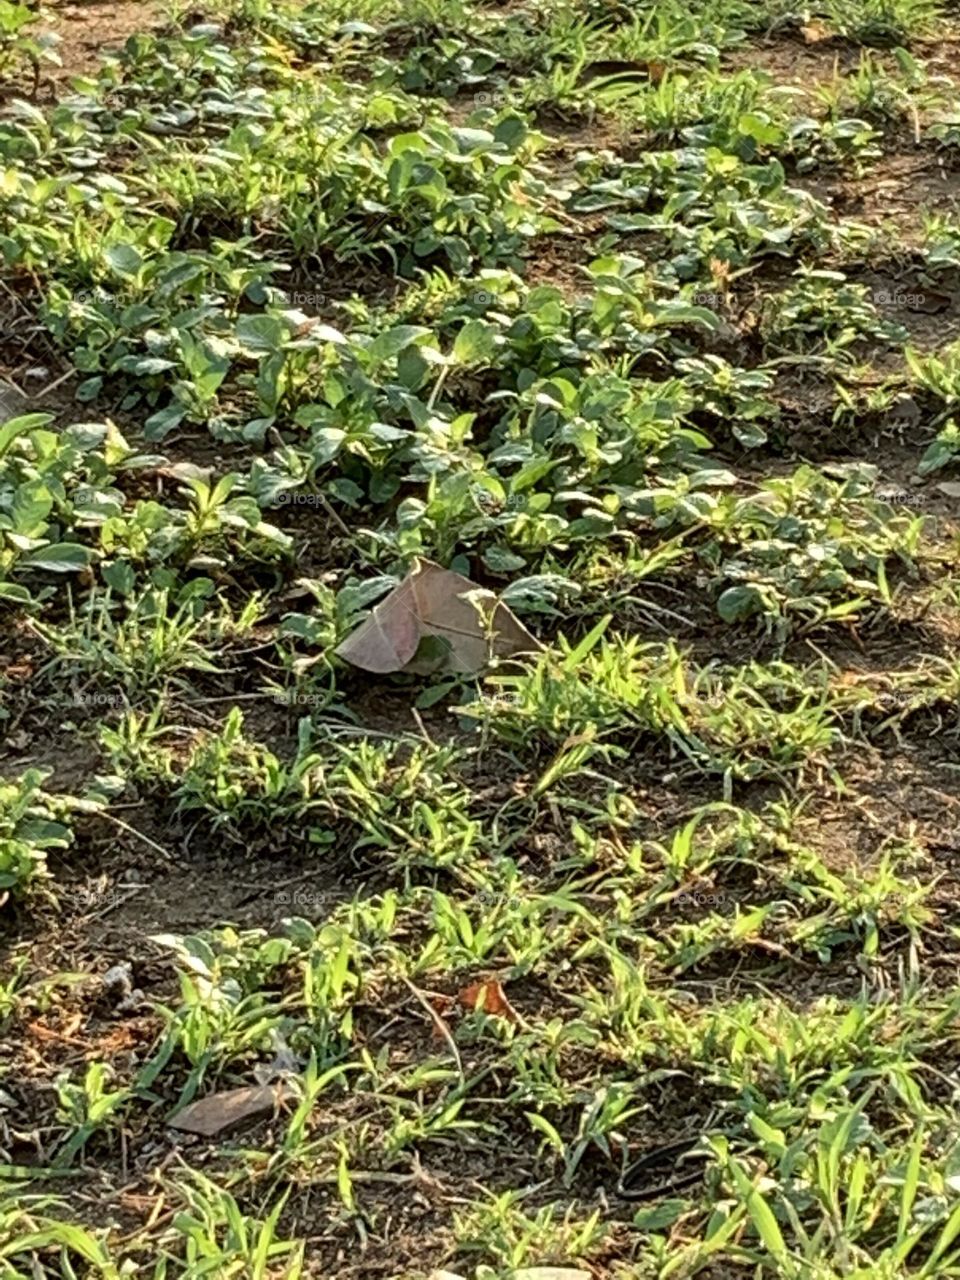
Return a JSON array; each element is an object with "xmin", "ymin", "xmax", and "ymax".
[
  {"xmin": 335, "ymin": 558, "xmax": 541, "ymax": 676},
  {"xmin": 168, "ymin": 1082, "xmax": 295, "ymax": 1137},
  {"xmin": 458, "ymin": 980, "xmax": 520, "ymax": 1023}
]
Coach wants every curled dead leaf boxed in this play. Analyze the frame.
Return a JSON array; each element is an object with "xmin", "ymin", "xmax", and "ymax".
[
  {"xmin": 335, "ymin": 558, "xmax": 541, "ymax": 676},
  {"xmin": 458, "ymin": 979, "xmax": 520, "ymax": 1023},
  {"xmin": 168, "ymin": 1082, "xmax": 296, "ymax": 1137}
]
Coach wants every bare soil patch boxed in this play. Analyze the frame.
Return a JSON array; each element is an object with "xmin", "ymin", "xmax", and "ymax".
[{"xmin": 41, "ymin": 0, "xmax": 161, "ymax": 84}]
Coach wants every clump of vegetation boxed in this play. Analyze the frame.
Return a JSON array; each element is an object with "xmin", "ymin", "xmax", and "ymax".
[{"xmin": 0, "ymin": 769, "xmax": 73, "ymax": 898}]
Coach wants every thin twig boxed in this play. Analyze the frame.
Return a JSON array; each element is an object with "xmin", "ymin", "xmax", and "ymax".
[
  {"xmin": 411, "ymin": 706, "xmax": 438, "ymax": 750},
  {"xmin": 33, "ymin": 368, "xmax": 77, "ymax": 401},
  {"xmin": 0, "ymin": 376, "xmax": 26, "ymax": 400},
  {"xmin": 318, "ymin": 492, "xmax": 352, "ymax": 537},
  {"xmin": 94, "ymin": 812, "xmax": 179, "ymax": 865},
  {"xmin": 400, "ymin": 976, "xmax": 464, "ymax": 1086}
]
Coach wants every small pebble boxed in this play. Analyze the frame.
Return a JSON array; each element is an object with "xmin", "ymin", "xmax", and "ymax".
[{"xmin": 102, "ymin": 962, "xmax": 133, "ymax": 999}]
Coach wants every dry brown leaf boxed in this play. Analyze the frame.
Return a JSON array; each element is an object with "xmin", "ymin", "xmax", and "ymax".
[
  {"xmin": 336, "ymin": 577, "xmax": 421, "ymax": 672},
  {"xmin": 458, "ymin": 979, "xmax": 520, "ymax": 1023},
  {"xmin": 801, "ymin": 20, "xmax": 832, "ymax": 42},
  {"xmin": 335, "ymin": 558, "xmax": 541, "ymax": 675},
  {"xmin": 168, "ymin": 1082, "xmax": 295, "ymax": 1137}
]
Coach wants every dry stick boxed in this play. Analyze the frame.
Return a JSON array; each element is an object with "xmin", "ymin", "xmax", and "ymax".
[
  {"xmin": 400, "ymin": 976, "xmax": 464, "ymax": 1087},
  {"xmin": 639, "ymin": 600, "xmax": 696, "ymax": 630},
  {"xmin": 32, "ymin": 368, "xmax": 77, "ymax": 401},
  {"xmin": 116, "ymin": 1205, "xmax": 176, "ymax": 1247},
  {"xmin": 189, "ymin": 691, "xmax": 271, "ymax": 703},
  {"xmin": 95, "ymin": 811, "xmax": 179, "ymax": 865},
  {"xmin": 0, "ymin": 378, "xmax": 27, "ymax": 403},
  {"xmin": 411, "ymin": 706, "xmax": 439, "ymax": 750},
  {"xmin": 318, "ymin": 491, "xmax": 352, "ymax": 538},
  {"xmin": 426, "ymin": 363, "xmax": 451, "ymax": 412},
  {"xmin": 0, "ymin": 277, "xmax": 30, "ymax": 317},
  {"xmin": 86, "ymin": 887, "xmax": 146, "ymax": 922}
]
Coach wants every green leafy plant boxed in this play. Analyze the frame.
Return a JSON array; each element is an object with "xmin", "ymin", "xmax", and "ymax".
[
  {"xmin": 0, "ymin": 768, "xmax": 73, "ymax": 899},
  {"xmin": 0, "ymin": 1, "xmax": 59, "ymax": 96}
]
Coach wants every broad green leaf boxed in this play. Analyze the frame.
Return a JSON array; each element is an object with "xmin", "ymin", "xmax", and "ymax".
[
  {"xmin": 0, "ymin": 413, "xmax": 53, "ymax": 457},
  {"xmin": 11, "ymin": 479, "xmax": 52, "ymax": 536},
  {"xmin": 235, "ymin": 313, "xmax": 288, "ymax": 355},
  {"xmin": 104, "ymin": 242, "xmax": 142, "ymax": 276},
  {"xmin": 633, "ymin": 1199, "xmax": 687, "ymax": 1232},
  {"xmin": 20, "ymin": 543, "xmax": 93, "ymax": 572},
  {"xmin": 102, "ymin": 561, "xmax": 135, "ymax": 596},
  {"xmin": 453, "ymin": 319, "xmax": 496, "ymax": 365},
  {"xmin": 144, "ymin": 403, "xmax": 186, "ymax": 441},
  {"xmin": 367, "ymin": 325, "xmax": 432, "ymax": 364},
  {"xmin": 717, "ymin": 584, "xmax": 766, "ymax": 622}
]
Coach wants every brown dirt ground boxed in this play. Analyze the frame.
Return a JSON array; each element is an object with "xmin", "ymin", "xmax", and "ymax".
[
  {"xmin": 4, "ymin": 17, "xmax": 960, "ymax": 1280},
  {"xmin": 724, "ymin": 32, "xmax": 865, "ymax": 88},
  {"xmin": 793, "ymin": 153, "xmax": 960, "ymax": 235},
  {"xmin": 42, "ymin": 0, "xmax": 161, "ymax": 85}
]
